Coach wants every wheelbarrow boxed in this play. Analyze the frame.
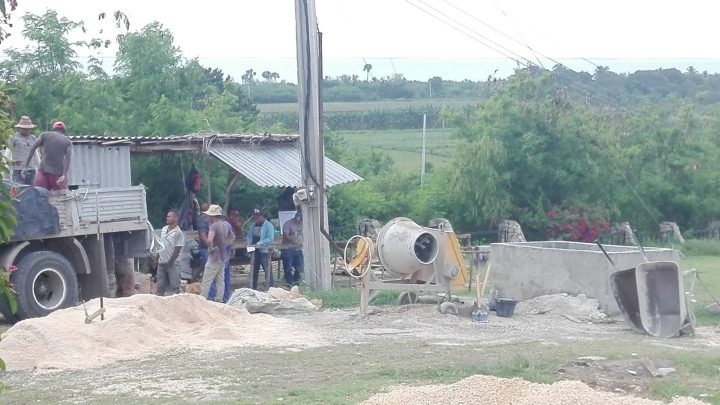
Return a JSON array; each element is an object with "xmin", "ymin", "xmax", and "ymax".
[
  {"xmin": 611, "ymin": 262, "xmax": 696, "ymax": 338},
  {"xmin": 598, "ymin": 241, "xmax": 695, "ymax": 338}
]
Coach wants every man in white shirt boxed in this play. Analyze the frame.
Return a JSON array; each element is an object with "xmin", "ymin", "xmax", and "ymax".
[{"xmin": 155, "ymin": 210, "xmax": 185, "ymax": 296}]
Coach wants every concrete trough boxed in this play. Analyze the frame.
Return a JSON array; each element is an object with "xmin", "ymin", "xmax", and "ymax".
[{"xmin": 489, "ymin": 241, "xmax": 680, "ymax": 315}]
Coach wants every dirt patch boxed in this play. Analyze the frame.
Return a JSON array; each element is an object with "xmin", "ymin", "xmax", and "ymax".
[
  {"xmin": 0, "ymin": 294, "xmax": 325, "ymax": 371},
  {"xmin": 558, "ymin": 358, "xmax": 676, "ymax": 396},
  {"xmin": 362, "ymin": 374, "xmax": 705, "ymax": 405}
]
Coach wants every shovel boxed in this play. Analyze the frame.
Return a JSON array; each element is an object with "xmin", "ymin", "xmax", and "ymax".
[{"xmin": 473, "ymin": 263, "xmax": 492, "ymax": 322}]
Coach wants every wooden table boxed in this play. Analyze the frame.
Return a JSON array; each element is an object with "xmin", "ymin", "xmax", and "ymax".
[{"xmin": 184, "ymin": 230, "xmax": 296, "ymax": 286}]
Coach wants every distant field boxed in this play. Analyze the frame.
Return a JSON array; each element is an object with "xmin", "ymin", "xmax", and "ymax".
[
  {"xmin": 338, "ymin": 128, "xmax": 460, "ymax": 172},
  {"xmin": 258, "ymin": 99, "xmax": 480, "ymax": 113}
]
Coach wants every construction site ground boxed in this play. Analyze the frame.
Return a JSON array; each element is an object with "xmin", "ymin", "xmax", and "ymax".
[{"xmin": 1, "ymin": 291, "xmax": 719, "ymax": 404}]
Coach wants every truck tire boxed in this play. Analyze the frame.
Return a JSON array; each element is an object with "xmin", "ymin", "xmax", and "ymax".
[{"xmin": 11, "ymin": 251, "xmax": 79, "ymax": 320}]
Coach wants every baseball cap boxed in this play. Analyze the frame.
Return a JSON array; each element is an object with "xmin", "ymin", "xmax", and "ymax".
[{"xmin": 52, "ymin": 121, "xmax": 66, "ymax": 130}]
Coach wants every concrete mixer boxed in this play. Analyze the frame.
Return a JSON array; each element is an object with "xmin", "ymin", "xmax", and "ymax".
[{"xmin": 344, "ymin": 217, "xmax": 469, "ymax": 314}]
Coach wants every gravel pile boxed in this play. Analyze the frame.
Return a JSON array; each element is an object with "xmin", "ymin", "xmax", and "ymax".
[
  {"xmin": 515, "ymin": 293, "xmax": 610, "ymax": 322},
  {"xmin": 363, "ymin": 375, "xmax": 705, "ymax": 405},
  {"xmin": 0, "ymin": 294, "xmax": 324, "ymax": 371}
]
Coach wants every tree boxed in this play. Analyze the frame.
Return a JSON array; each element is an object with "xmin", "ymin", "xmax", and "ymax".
[
  {"xmin": 241, "ymin": 69, "xmax": 257, "ymax": 85},
  {"xmin": 0, "ymin": 0, "xmax": 17, "ymax": 43},
  {"xmin": 363, "ymin": 63, "xmax": 372, "ymax": 82}
]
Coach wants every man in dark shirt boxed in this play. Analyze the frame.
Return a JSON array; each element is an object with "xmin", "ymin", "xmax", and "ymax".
[
  {"xmin": 282, "ymin": 210, "xmax": 304, "ymax": 285},
  {"xmin": 194, "ymin": 202, "xmax": 210, "ymax": 281},
  {"xmin": 24, "ymin": 121, "xmax": 72, "ymax": 190}
]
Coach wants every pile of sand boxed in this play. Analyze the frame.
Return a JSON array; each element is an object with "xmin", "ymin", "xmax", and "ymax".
[
  {"xmin": 515, "ymin": 293, "xmax": 610, "ymax": 322},
  {"xmin": 363, "ymin": 375, "xmax": 704, "ymax": 405},
  {"xmin": 0, "ymin": 294, "xmax": 323, "ymax": 371}
]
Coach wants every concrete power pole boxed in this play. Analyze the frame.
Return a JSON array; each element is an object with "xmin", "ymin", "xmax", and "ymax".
[
  {"xmin": 420, "ymin": 113, "xmax": 427, "ymax": 187},
  {"xmin": 295, "ymin": 0, "xmax": 332, "ymax": 290}
]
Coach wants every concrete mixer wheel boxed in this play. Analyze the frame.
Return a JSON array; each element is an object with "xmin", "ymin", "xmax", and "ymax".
[{"xmin": 397, "ymin": 291, "xmax": 418, "ymax": 305}]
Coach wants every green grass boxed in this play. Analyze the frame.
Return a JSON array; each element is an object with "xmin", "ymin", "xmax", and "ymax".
[
  {"xmin": 683, "ymin": 239, "xmax": 720, "ymax": 256},
  {"xmin": 339, "ymin": 128, "xmax": 459, "ymax": 172},
  {"xmin": 681, "ymin": 255, "xmax": 720, "ymax": 324},
  {"xmin": 270, "ymin": 341, "xmax": 720, "ymax": 404},
  {"xmin": 302, "ymin": 287, "xmax": 400, "ymax": 309}
]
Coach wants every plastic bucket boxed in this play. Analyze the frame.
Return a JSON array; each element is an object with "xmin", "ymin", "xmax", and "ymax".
[{"xmin": 495, "ymin": 298, "xmax": 517, "ymax": 318}]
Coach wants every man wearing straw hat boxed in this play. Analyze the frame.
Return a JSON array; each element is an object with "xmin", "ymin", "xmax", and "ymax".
[
  {"xmin": 200, "ymin": 204, "xmax": 235, "ymax": 301},
  {"xmin": 8, "ymin": 116, "xmax": 39, "ymax": 185}
]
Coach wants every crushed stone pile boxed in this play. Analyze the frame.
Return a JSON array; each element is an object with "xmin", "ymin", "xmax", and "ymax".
[
  {"xmin": 363, "ymin": 375, "xmax": 705, "ymax": 405},
  {"xmin": 227, "ymin": 286, "xmax": 322, "ymax": 315},
  {"xmin": 515, "ymin": 293, "xmax": 610, "ymax": 322},
  {"xmin": 0, "ymin": 294, "xmax": 323, "ymax": 371}
]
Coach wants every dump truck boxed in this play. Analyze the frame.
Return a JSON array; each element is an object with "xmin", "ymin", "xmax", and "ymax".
[{"xmin": 0, "ymin": 182, "xmax": 150, "ymax": 321}]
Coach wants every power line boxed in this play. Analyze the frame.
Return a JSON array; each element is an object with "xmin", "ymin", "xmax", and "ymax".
[
  {"xmin": 412, "ymin": 0, "xmax": 534, "ymax": 67},
  {"xmin": 438, "ymin": 0, "xmax": 567, "ymax": 70},
  {"xmin": 402, "ymin": 0, "xmax": 531, "ymax": 69},
  {"xmin": 412, "ymin": 1, "xmax": 664, "ymax": 228}
]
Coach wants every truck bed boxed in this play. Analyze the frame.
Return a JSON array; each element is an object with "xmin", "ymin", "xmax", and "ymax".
[{"xmin": 47, "ymin": 185, "xmax": 149, "ymax": 238}]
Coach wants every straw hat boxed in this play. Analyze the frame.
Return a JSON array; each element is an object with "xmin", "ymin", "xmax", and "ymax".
[
  {"xmin": 14, "ymin": 116, "xmax": 36, "ymax": 129},
  {"xmin": 202, "ymin": 204, "xmax": 223, "ymax": 217}
]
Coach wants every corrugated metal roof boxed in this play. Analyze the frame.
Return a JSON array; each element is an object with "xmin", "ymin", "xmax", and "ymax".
[
  {"xmin": 69, "ymin": 133, "xmax": 298, "ymax": 144},
  {"xmin": 68, "ymin": 144, "xmax": 131, "ymax": 188},
  {"xmin": 209, "ymin": 144, "xmax": 362, "ymax": 188}
]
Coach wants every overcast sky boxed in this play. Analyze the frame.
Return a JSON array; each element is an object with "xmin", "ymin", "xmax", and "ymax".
[{"xmin": 2, "ymin": 0, "xmax": 718, "ymax": 81}]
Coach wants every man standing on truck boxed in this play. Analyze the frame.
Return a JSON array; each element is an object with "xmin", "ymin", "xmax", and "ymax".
[
  {"xmin": 8, "ymin": 116, "xmax": 39, "ymax": 185},
  {"xmin": 155, "ymin": 210, "xmax": 185, "ymax": 296},
  {"xmin": 200, "ymin": 204, "xmax": 234, "ymax": 301},
  {"xmin": 23, "ymin": 121, "xmax": 72, "ymax": 190}
]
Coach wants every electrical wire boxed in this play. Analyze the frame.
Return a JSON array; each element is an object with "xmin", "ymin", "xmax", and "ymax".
[
  {"xmin": 438, "ymin": 0, "xmax": 565, "ymax": 69},
  {"xmin": 402, "ymin": 0, "xmax": 666, "ymax": 229},
  {"xmin": 403, "ymin": 0, "xmax": 531, "ymax": 69},
  {"xmin": 414, "ymin": 0, "xmax": 533, "ymax": 66}
]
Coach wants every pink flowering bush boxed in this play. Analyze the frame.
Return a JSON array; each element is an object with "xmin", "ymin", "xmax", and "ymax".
[{"xmin": 546, "ymin": 205, "xmax": 610, "ymax": 243}]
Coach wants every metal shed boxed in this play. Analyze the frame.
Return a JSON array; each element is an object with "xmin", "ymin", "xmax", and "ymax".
[{"xmin": 68, "ymin": 133, "xmax": 362, "ymax": 189}]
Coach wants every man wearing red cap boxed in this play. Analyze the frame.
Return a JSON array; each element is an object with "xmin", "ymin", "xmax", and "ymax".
[{"xmin": 23, "ymin": 121, "xmax": 72, "ymax": 190}]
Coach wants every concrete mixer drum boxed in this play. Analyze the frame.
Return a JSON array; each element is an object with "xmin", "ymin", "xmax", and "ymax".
[{"xmin": 376, "ymin": 217, "xmax": 440, "ymax": 277}]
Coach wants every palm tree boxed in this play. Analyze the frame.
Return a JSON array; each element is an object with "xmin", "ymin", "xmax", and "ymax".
[{"xmin": 363, "ymin": 63, "xmax": 372, "ymax": 82}]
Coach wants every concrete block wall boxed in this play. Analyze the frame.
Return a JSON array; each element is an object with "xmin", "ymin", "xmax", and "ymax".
[{"xmin": 489, "ymin": 241, "xmax": 680, "ymax": 315}]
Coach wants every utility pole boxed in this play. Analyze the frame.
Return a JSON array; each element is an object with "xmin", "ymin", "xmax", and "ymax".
[
  {"xmin": 441, "ymin": 101, "xmax": 446, "ymax": 147},
  {"xmin": 295, "ymin": 0, "xmax": 331, "ymax": 290},
  {"xmin": 421, "ymin": 113, "xmax": 427, "ymax": 187}
]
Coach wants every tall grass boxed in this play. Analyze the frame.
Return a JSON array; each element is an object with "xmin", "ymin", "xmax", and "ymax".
[{"xmin": 683, "ymin": 239, "xmax": 720, "ymax": 256}]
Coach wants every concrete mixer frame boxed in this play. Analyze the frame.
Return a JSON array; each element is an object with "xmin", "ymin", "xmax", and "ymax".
[
  {"xmin": 359, "ymin": 270, "xmax": 452, "ymax": 314},
  {"xmin": 354, "ymin": 217, "xmax": 468, "ymax": 315}
]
